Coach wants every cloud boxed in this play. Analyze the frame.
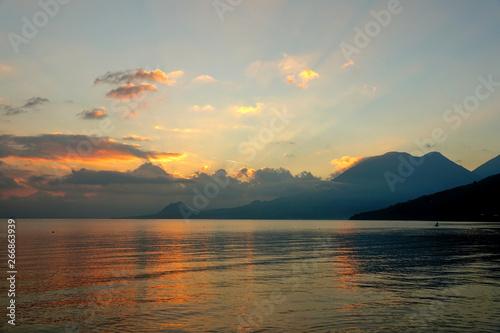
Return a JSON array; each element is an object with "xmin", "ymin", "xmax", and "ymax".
[
  {"xmin": 106, "ymin": 83, "xmax": 157, "ymax": 100},
  {"xmin": 247, "ymin": 54, "xmax": 319, "ymax": 89},
  {"xmin": 191, "ymin": 75, "xmax": 217, "ymax": 84},
  {"xmin": 77, "ymin": 107, "xmax": 108, "ymax": 120},
  {"xmin": 23, "ymin": 97, "xmax": 50, "ymax": 108},
  {"xmin": 0, "ymin": 134, "xmax": 182, "ymax": 162},
  {"xmin": 0, "ymin": 163, "xmax": 324, "ymax": 218},
  {"xmin": 270, "ymin": 140, "xmax": 295, "ymax": 146},
  {"xmin": 233, "ymin": 167, "xmax": 320, "ymax": 184},
  {"xmin": 190, "ymin": 104, "xmax": 215, "ymax": 112},
  {"xmin": 0, "ymin": 172, "xmax": 21, "ymax": 189},
  {"xmin": 330, "ymin": 155, "xmax": 364, "ymax": 177},
  {"xmin": 363, "ymin": 84, "xmax": 377, "ymax": 94},
  {"xmin": 95, "ymin": 69, "xmax": 184, "ymax": 101},
  {"xmin": 297, "ymin": 70, "xmax": 319, "ymax": 89},
  {"xmin": 233, "ymin": 102, "xmax": 264, "ymax": 117},
  {"xmin": 94, "ymin": 69, "xmax": 183, "ymax": 86},
  {"xmin": 56, "ymin": 168, "xmax": 180, "ymax": 186},
  {"xmin": 340, "ymin": 59, "xmax": 354, "ymax": 69},
  {"xmin": 251, "ymin": 167, "xmax": 295, "ymax": 183},
  {"xmin": 0, "ymin": 65, "xmax": 15, "ymax": 78},
  {"xmin": 1, "ymin": 96, "xmax": 50, "ymax": 116},
  {"xmin": 169, "ymin": 128, "xmax": 201, "ymax": 134},
  {"xmin": 122, "ymin": 135, "xmax": 151, "ymax": 142}
]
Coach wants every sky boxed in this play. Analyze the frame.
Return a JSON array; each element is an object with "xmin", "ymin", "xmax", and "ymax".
[{"xmin": 1, "ymin": 0, "xmax": 500, "ymax": 217}]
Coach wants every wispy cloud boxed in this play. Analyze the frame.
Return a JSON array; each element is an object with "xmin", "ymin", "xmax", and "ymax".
[
  {"xmin": 0, "ymin": 65, "xmax": 15, "ymax": 78},
  {"xmin": 94, "ymin": 69, "xmax": 183, "ymax": 86},
  {"xmin": 169, "ymin": 128, "xmax": 201, "ymax": 134},
  {"xmin": 77, "ymin": 107, "xmax": 108, "ymax": 120},
  {"xmin": 0, "ymin": 134, "xmax": 182, "ymax": 163},
  {"xmin": 190, "ymin": 104, "xmax": 215, "ymax": 111},
  {"xmin": 247, "ymin": 54, "xmax": 319, "ymax": 89},
  {"xmin": 233, "ymin": 102, "xmax": 264, "ymax": 117},
  {"xmin": 340, "ymin": 59, "xmax": 354, "ymax": 69},
  {"xmin": 106, "ymin": 83, "xmax": 157, "ymax": 100},
  {"xmin": 363, "ymin": 84, "xmax": 377, "ymax": 94},
  {"xmin": 1, "ymin": 97, "xmax": 49, "ymax": 116},
  {"xmin": 95, "ymin": 69, "xmax": 183, "ymax": 101},
  {"xmin": 122, "ymin": 135, "xmax": 151, "ymax": 142},
  {"xmin": 191, "ymin": 75, "xmax": 217, "ymax": 84}
]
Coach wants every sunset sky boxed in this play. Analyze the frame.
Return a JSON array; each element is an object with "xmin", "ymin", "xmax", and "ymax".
[{"xmin": 1, "ymin": 0, "xmax": 500, "ymax": 216}]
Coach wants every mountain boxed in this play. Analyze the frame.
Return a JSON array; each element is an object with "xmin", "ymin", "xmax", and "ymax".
[
  {"xmin": 130, "ymin": 202, "xmax": 188, "ymax": 219},
  {"xmin": 334, "ymin": 151, "xmax": 479, "ymax": 199},
  {"xmin": 350, "ymin": 174, "xmax": 500, "ymax": 221},
  {"xmin": 133, "ymin": 151, "xmax": 481, "ymax": 220},
  {"xmin": 473, "ymin": 155, "xmax": 500, "ymax": 179}
]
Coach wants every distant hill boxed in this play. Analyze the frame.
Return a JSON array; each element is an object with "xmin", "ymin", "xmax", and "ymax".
[
  {"xmin": 130, "ymin": 202, "xmax": 188, "ymax": 219},
  {"xmin": 474, "ymin": 155, "xmax": 500, "ymax": 179},
  {"xmin": 131, "ymin": 151, "xmax": 481, "ymax": 220},
  {"xmin": 350, "ymin": 174, "xmax": 500, "ymax": 221}
]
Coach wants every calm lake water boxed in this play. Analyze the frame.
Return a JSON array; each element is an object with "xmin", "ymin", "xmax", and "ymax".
[{"xmin": 1, "ymin": 219, "xmax": 500, "ymax": 332}]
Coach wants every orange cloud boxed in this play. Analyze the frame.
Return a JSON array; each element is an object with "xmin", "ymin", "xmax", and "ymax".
[
  {"xmin": 340, "ymin": 59, "xmax": 354, "ymax": 69},
  {"xmin": 106, "ymin": 83, "xmax": 157, "ymax": 100},
  {"xmin": 95, "ymin": 69, "xmax": 183, "ymax": 101},
  {"xmin": 122, "ymin": 135, "xmax": 151, "ymax": 142},
  {"xmin": 78, "ymin": 107, "xmax": 108, "ymax": 119},
  {"xmin": 149, "ymin": 153, "xmax": 186, "ymax": 163},
  {"xmin": 330, "ymin": 155, "xmax": 364, "ymax": 175},
  {"xmin": 233, "ymin": 103, "xmax": 263, "ymax": 117},
  {"xmin": 95, "ymin": 69, "xmax": 183, "ymax": 86},
  {"xmin": 298, "ymin": 69, "xmax": 319, "ymax": 89},
  {"xmin": 132, "ymin": 69, "xmax": 169, "ymax": 83},
  {"xmin": 0, "ymin": 134, "xmax": 183, "ymax": 168},
  {"xmin": 127, "ymin": 110, "xmax": 139, "ymax": 118},
  {"xmin": 162, "ymin": 70, "xmax": 184, "ymax": 85},
  {"xmin": 247, "ymin": 54, "xmax": 318, "ymax": 88},
  {"xmin": 0, "ymin": 65, "xmax": 15, "ymax": 79},
  {"xmin": 233, "ymin": 167, "xmax": 256, "ymax": 181},
  {"xmin": 191, "ymin": 75, "xmax": 217, "ymax": 84}
]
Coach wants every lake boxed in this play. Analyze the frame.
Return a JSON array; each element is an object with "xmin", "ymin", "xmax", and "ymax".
[{"xmin": 1, "ymin": 219, "xmax": 499, "ymax": 332}]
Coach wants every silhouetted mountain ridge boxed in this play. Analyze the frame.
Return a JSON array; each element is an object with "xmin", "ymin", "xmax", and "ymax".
[
  {"xmin": 350, "ymin": 173, "xmax": 500, "ymax": 221},
  {"xmin": 474, "ymin": 155, "xmax": 500, "ymax": 179},
  {"xmin": 132, "ymin": 151, "xmax": 483, "ymax": 220}
]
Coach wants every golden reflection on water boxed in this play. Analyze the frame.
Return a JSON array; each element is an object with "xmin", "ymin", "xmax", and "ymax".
[
  {"xmin": 8, "ymin": 219, "xmax": 500, "ymax": 332},
  {"xmin": 333, "ymin": 228, "xmax": 360, "ymax": 292}
]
